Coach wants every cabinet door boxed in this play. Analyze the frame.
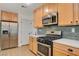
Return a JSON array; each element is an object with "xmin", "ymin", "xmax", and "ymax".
[
  {"xmin": 53, "ymin": 48, "xmax": 67, "ymax": 56},
  {"xmin": 74, "ymin": 3, "xmax": 79, "ymax": 25},
  {"xmin": 43, "ymin": 4, "xmax": 49, "ymax": 16},
  {"xmin": 58, "ymin": 4, "xmax": 74, "ymax": 26},
  {"xmin": 29, "ymin": 36, "xmax": 33, "ymax": 51},
  {"xmin": 11, "ymin": 13, "xmax": 18, "ymax": 22},
  {"xmin": 32, "ymin": 37, "xmax": 37, "ymax": 54},
  {"xmin": 53, "ymin": 47, "xmax": 75, "ymax": 56},
  {"xmin": 2, "ymin": 11, "xmax": 12, "ymax": 21},
  {"xmin": 34, "ymin": 7, "xmax": 43, "ymax": 28},
  {"xmin": 0, "ymin": 11, "xmax": 1, "ymax": 20},
  {"xmin": 48, "ymin": 3, "xmax": 57, "ymax": 12},
  {"xmin": 43, "ymin": 3, "xmax": 57, "ymax": 16}
]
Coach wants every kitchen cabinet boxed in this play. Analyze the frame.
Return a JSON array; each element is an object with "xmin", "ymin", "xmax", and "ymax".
[
  {"xmin": 42, "ymin": 4, "xmax": 49, "ymax": 16},
  {"xmin": 1, "ymin": 11, "xmax": 18, "ymax": 22},
  {"xmin": 43, "ymin": 3, "xmax": 57, "ymax": 16},
  {"xmin": 0, "ymin": 11, "xmax": 1, "ymax": 20},
  {"xmin": 29, "ymin": 36, "xmax": 37, "ymax": 55},
  {"xmin": 33, "ymin": 3, "xmax": 57, "ymax": 28},
  {"xmin": 53, "ymin": 42, "xmax": 79, "ymax": 56},
  {"xmin": 58, "ymin": 4, "xmax": 74, "ymax": 26},
  {"xmin": 34, "ymin": 7, "xmax": 43, "ymax": 28},
  {"xmin": 29, "ymin": 36, "xmax": 33, "ymax": 51},
  {"xmin": 11, "ymin": 13, "xmax": 18, "ymax": 22},
  {"xmin": 2, "ymin": 11, "xmax": 12, "ymax": 21},
  {"xmin": 53, "ymin": 47, "xmax": 71, "ymax": 56},
  {"xmin": 73, "ymin": 3, "xmax": 79, "ymax": 25}
]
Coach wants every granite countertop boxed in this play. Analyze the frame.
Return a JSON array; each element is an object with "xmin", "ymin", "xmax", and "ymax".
[{"xmin": 53, "ymin": 38, "xmax": 79, "ymax": 48}]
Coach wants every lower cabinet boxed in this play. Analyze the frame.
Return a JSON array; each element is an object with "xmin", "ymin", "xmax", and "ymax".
[
  {"xmin": 53, "ymin": 48, "xmax": 68, "ymax": 56},
  {"xmin": 53, "ymin": 42, "xmax": 79, "ymax": 56},
  {"xmin": 29, "ymin": 36, "xmax": 37, "ymax": 55}
]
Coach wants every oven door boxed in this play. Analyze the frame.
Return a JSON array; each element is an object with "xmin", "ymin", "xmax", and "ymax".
[{"xmin": 37, "ymin": 42, "xmax": 51, "ymax": 56}]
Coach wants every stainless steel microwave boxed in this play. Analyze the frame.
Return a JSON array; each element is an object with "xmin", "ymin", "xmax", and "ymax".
[{"xmin": 42, "ymin": 12, "xmax": 58, "ymax": 26}]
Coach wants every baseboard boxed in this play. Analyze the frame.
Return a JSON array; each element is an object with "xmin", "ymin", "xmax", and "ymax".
[{"xmin": 18, "ymin": 44, "xmax": 29, "ymax": 47}]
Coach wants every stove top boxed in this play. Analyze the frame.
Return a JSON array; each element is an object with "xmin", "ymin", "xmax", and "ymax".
[{"xmin": 37, "ymin": 35, "xmax": 62, "ymax": 45}]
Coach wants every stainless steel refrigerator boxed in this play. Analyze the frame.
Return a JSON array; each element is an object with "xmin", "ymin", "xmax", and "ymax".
[{"xmin": 1, "ymin": 22, "xmax": 18, "ymax": 49}]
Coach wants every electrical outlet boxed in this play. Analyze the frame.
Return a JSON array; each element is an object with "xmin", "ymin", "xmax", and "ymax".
[{"xmin": 72, "ymin": 28, "xmax": 75, "ymax": 33}]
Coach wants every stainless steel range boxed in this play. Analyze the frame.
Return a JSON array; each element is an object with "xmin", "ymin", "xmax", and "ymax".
[{"xmin": 37, "ymin": 30, "xmax": 62, "ymax": 56}]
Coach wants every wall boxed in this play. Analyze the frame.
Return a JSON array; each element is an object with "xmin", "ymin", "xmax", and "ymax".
[
  {"xmin": 37, "ymin": 25, "xmax": 79, "ymax": 40},
  {"xmin": 18, "ymin": 14, "xmax": 34, "ymax": 47}
]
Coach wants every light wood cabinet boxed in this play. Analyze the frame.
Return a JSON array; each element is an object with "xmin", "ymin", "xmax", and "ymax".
[
  {"xmin": 53, "ymin": 42, "xmax": 79, "ymax": 56},
  {"xmin": 1, "ymin": 11, "xmax": 18, "ymax": 22},
  {"xmin": 53, "ymin": 47, "xmax": 70, "ymax": 56},
  {"xmin": 58, "ymin": 4, "xmax": 74, "ymax": 26},
  {"xmin": 58, "ymin": 3, "xmax": 79, "ymax": 26},
  {"xmin": 34, "ymin": 3, "xmax": 79, "ymax": 27},
  {"xmin": 11, "ymin": 13, "xmax": 18, "ymax": 22},
  {"xmin": 34, "ymin": 7, "xmax": 43, "ymax": 28},
  {"xmin": 73, "ymin": 3, "xmax": 79, "ymax": 25},
  {"xmin": 34, "ymin": 3, "xmax": 57, "ymax": 28},
  {"xmin": 0, "ymin": 11, "xmax": 1, "ymax": 20},
  {"xmin": 42, "ymin": 4, "xmax": 49, "ymax": 16},
  {"xmin": 2, "ymin": 11, "xmax": 11, "ymax": 21},
  {"xmin": 43, "ymin": 3, "xmax": 57, "ymax": 16},
  {"xmin": 29, "ymin": 36, "xmax": 33, "ymax": 51},
  {"xmin": 29, "ymin": 36, "xmax": 37, "ymax": 55},
  {"xmin": 32, "ymin": 37, "xmax": 37, "ymax": 54}
]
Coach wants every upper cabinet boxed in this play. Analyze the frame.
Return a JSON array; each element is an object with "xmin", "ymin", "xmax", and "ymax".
[
  {"xmin": 73, "ymin": 3, "xmax": 79, "ymax": 25},
  {"xmin": 11, "ymin": 13, "xmax": 18, "ymax": 22},
  {"xmin": 58, "ymin": 3, "xmax": 79, "ymax": 26},
  {"xmin": 34, "ymin": 3, "xmax": 79, "ymax": 27},
  {"xmin": 2, "ymin": 11, "xmax": 12, "ymax": 21},
  {"xmin": 58, "ymin": 4, "xmax": 74, "ymax": 26},
  {"xmin": 43, "ymin": 3, "xmax": 57, "ymax": 16},
  {"xmin": 34, "ymin": 3, "xmax": 57, "ymax": 28},
  {"xmin": 1, "ymin": 11, "xmax": 18, "ymax": 22},
  {"xmin": 34, "ymin": 7, "xmax": 43, "ymax": 28}
]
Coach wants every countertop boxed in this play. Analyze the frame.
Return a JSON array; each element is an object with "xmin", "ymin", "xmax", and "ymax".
[
  {"xmin": 30, "ymin": 35, "xmax": 46, "ymax": 37},
  {"xmin": 53, "ymin": 38, "xmax": 79, "ymax": 48}
]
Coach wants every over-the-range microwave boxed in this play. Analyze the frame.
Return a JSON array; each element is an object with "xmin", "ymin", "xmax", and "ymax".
[{"xmin": 42, "ymin": 12, "xmax": 58, "ymax": 26}]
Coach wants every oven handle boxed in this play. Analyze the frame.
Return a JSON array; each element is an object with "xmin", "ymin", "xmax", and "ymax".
[{"xmin": 37, "ymin": 42, "xmax": 51, "ymax": 48}]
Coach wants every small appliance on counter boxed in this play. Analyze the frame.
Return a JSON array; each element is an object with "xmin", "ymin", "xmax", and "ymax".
[{"xmin": 37, "ymin": 30, "xmax": 62, "ymax": 56}]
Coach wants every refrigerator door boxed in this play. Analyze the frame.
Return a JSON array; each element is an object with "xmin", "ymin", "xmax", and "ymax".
[
  {"xmin": 9, "ymin": 22, "xmax": 18, "ymax": 48},
  {"xmin": 1, "ymin": 22, "xmax": 10, "ymax": 49}
]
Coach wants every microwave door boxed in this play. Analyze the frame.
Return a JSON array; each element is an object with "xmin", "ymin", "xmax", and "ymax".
[{"xmin": 43, "ymin": 17, "xmax": 51, "ymax": 25}]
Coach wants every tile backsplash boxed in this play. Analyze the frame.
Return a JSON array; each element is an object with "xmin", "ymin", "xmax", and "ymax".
[{"xmin": 37, "ymin": 25, "xmax": 79, "ymax": 40}]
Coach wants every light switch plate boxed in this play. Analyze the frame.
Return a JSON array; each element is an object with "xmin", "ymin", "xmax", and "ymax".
[{"xmin": 72, "ymin": 28, "xmax": 75, "ymax": 33}]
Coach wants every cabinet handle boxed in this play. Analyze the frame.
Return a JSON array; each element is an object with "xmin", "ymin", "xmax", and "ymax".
[
  {"xmin": 68, "ymin": 49, "xmax": 73, "ymax": 52},
  {"xmin": 76, "ymin": 21, "xmax": 78, "ymax": 23},
  {"xmin": 70, "ymin": 21, "xmax": 72, "ymax": 23}
]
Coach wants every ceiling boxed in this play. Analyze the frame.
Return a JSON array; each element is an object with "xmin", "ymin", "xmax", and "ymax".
[{"xmin": 0, "ymin": 3, "xmax": 42, "ymax": 20}]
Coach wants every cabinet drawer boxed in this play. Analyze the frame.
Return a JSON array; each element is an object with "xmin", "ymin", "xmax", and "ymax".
[
  {"xmin": 53, "ymin": 47, "xmax": 75, "ymax": 56},
  {"xmin": 53, "ymin": 42, "xmax": 79, "ymax": 56}
]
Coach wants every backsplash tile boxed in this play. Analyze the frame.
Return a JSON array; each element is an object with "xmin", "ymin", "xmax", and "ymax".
[{"xmin": 37, "ymin": 25, "xmax": 79, "ymax": 40}]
